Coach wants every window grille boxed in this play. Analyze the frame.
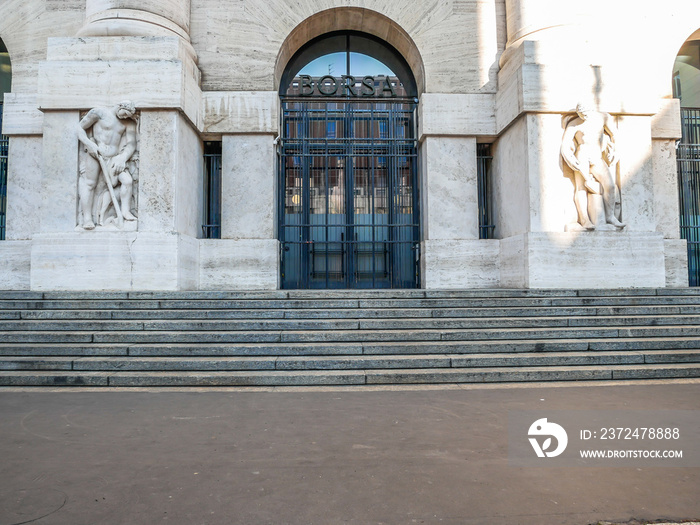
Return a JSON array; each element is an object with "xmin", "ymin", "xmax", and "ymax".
[
  {"xmin": 202, "ymin": 141, "xmax": 221, "ymax": 239},
  {"xmin": 678, "ymin": 108, "xmax": 700, "ymax": 285},
  {"xmin": 477, "ymin": 143, "xmax": 494, "ymax": 240}
]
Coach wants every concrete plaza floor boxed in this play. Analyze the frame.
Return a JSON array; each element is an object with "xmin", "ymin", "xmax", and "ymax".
[{"xmin": 1, "ymin": 380, "xmax": 699, "ymax": 525}]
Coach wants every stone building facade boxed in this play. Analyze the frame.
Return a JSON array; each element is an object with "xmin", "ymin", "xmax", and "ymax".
[{"xmin": 0, "ymin": 0, "xmax": 698, "ymax": 290}]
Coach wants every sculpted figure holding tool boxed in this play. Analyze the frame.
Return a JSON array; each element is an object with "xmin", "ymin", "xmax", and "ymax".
[{"xmin": 77, "ymin": 101, "xmax": 138, "ymax": 229}]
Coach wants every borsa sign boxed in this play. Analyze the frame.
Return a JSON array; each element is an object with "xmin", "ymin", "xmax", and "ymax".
[{"xmin": 297, "ymin": 74, "xmax": 398, "ymax": 98}]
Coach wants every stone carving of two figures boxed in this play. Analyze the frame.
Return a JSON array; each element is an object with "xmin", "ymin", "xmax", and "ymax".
[
  {"xmin": 561, "ymin": 103, "xmax": 625, "ymax": 231},
  {"xmin": 77, "ymin": 101, "xmax": 138, "ymax": 230}
]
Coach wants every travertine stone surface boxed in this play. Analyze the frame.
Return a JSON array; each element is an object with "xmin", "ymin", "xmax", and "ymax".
[
  {"xmin": 38, "ymin": 37, "xmax": 202, "ymax": 129},
  {"xmin": 221, "ymin": 134, "xmax": 276, "ymax": 240},
  {"xmin": 190, "ymin": 2, "xmax": 505, "ymax": 94},
  {"xmin": 421, "ymin": 136, "xmax": 478, "ymax": 240},
  {"xmin": 615, "ymin": 116, "xmax": 656, "ymax": 232},
  {"xmin": 529, "ymin": 113, "xmax": 578, "ymax": 233},
  {"xmin": 0, "ymin": 241, "xmax": 31, "ymax": 290},
  {"xmin": 652, "ymin": 139, "xmax": 682, "ymax": 239},
  {"xmin": 138, "ymin": 111, "xmax": 203, "ymax": 238},
  {"xmin": 202, "ymin": 92, "xmax": 278, "ymax": 134},
  {"xmin": 499, "ymin": 234, "xmax": 527, "ymax": 288},
  {"xmin": 1, "ymin": 94, "xmax": 43, "ymax": 135},
  {"xmin": 80, "ymin": 0, "xmax": 192, "ymax": 39},
  {"xmin": 664, "ymin": 239, "xmax": 689, "ymax": 287},
  {"xmin": 651, "ymin": 99, "xmax": 682, "ymax": 140},
  {"xmin": 176, "ymin": 116, "xmax": 204, "ymax": 239},
  {"xmin": 421, "ymin": 240, "xmax": 500, "ymax": 289},
  {"xmin": 40, "ymin": 112, "xmax": 80, "ymax": 234},
  {"xmin": 200, "ymin": 239, "xmax": 279, "ymax": 290},
  {"xmin": 30, "ymin": 233, "xmax": 199, "ymax": 291},
  {"xmin": 0, "ymin": 1, "xmax": 83, "ymax": 95},
  {"xmin": 418, "ymin": 94, "xmax": 496, "ymax": 139},
  {"xmin": 496, "ymin": 40, "xmax": 665, "ymax": 134},
  {"xmin": 492, "ymin": 115, "xmax": 530, "ymax": 238},
  {"xmin": 5, "ymin": 137, "xmax": 42, "ymax": 240},
  {"xmin": 500, "ymin": 232, "xmax": 666, "ymax": 289}
]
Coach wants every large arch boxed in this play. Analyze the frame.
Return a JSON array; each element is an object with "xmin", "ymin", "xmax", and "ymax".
[
  {"xmin": 274, "ymin": 7, "xmax": 425, "ymax": 96},
  {"xmin": 276, "ymin": 28, "xmax": 421, "ymax": 289}
]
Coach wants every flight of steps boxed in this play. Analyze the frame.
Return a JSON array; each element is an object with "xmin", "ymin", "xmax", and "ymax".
[{"xmin": 1, "ymin": 289, "xmax": 700, "ymax": 387}]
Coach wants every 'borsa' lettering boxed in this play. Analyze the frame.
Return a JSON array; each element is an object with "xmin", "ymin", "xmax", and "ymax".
[{"xmin": 298, "ymin": 75, "xmax": 397, "ymax": 98}]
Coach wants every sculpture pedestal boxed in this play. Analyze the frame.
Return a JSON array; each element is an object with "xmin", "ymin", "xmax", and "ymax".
[
  {"xmin": 30, "ymin": 232, "xmax": 199, "ymax": 291},
  {"xmin": 500, "ymin": 232, "xmax": 668, "ymax": 288}
]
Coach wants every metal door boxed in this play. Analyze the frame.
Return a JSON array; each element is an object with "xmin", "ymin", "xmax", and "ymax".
[{"xmin": 279, "ymin": 97, "xmax": 419, "ymax": 289}]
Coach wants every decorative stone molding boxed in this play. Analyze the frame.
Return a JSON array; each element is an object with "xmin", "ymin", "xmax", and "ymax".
[
  {"xmin": 76, "ymin": 101, "xmax": 139, "ymax": 231},
  {"xmin": 77, "ymin": 0, "xmax": 192, "ymax": 41},
  {"xmin": 561, "ymin": 104, "xmax": 625, "ymax": 232}
]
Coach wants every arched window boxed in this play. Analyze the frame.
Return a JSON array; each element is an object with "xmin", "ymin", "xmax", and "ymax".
[
  {"xmin": 0, "ymin": 38, "xmax": 11, "ymax": 241},
  {"xmin": 278, "ymin": 32, "xmax": 419, "ymax": 289}
]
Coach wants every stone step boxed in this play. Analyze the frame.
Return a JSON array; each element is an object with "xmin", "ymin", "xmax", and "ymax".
[
  {"xmin": 3, "ymin": 294, "xmax": 700, "ymax": 311},
  {"xmin": 3, "ymin": 350, "xmax": 700, "ymax": 372},
  {"xmin": 2, "ymin": 325, "xmax": 700, "ymax": 344},
  {"xmin": 3, "ymin": 305, "xmax": 700, "ymax": 321},
  {"xmin": 2, "ymin": 314, "xmax": 700, "ymax": 333},
  {"xmin": 1, "ymin": 289, "xmax": 698, "ymax": 388},
  {"xmin": 4, "ymin": 288, "xmax": 700, "ymax": 301},
  {"xmin": 2, "ymin": 336, "xmax": 695, "ymax": 358},
  {"xmin": 2, "ymin": 363, "xmax": 700, "ymax": 387}
]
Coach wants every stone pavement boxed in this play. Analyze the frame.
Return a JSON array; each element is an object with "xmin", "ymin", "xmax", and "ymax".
[{"xmin": 1, "ymin": 381, "xmax": 699, "ymax": 525}]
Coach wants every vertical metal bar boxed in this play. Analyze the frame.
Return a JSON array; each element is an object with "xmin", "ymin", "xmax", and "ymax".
[
  {"xmin": 0, "ymin": 102, "xmax": 7, "ymax": 241},
  {"xmin": 678, "ymin": 107, "xmax": 700, "ymax": 286}
]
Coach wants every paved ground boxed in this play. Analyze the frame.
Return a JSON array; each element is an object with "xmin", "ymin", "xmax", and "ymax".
[{"xmin": 1, "ymin": 381, "xmax": 699, "ymax": 525}]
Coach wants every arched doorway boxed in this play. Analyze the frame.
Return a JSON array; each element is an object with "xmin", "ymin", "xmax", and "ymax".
[
  {"xmin": 0, "ymin": 38, "xmax": 10, "ymax": 241},
  {"xmin": 278, "ymin": 32, "xmax": 420, "ymax": 289},
  {"xmin": 674, "ymin": 30, "xmax": 700, "ymax": 285}
]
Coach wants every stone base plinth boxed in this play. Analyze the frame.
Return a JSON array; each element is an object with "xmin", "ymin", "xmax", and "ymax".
[
  {"xmin": 200, "ymin": 239, "xmax": 279, "ymax": 290},
  {"xmin": 500, "ymin": 232, "xmax": 668, "ymax": 289},
  {"xmin": 421, "ymin": 239, "xmax": 500, "ymax": 289},
  {"xmin": 0, "ymin": 241, "xmax": 32, "ymax": 290},
  {"xmin": 663, "ymin": 238, "xmax": 689, "ymax": 287},
  {"xmin": 30, "ymin": 232, "xmax": 199, "ymax": 291}
]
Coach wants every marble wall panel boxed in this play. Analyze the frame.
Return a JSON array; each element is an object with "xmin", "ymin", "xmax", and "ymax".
[
  {"xmin": 202, "ymin": 92, "xmax": 278, "ymax": 134},
  {"xmin": 421, "ymin": 239, "xmax": 500, "ymax": 289},
  {"xmin": 5, "ymin": 136, "xmax": 42, "ymax": 240},
  {"xmin": 526, "ymin": 232, "xmax": 666, "ymax": 289},
  {"xmin": 0, "ymin": 241, "xmax": 31, "ymax": 290},
  {"xmin": 421, "ymin": 136, "xmax": 478, "ymax": 241},
  {"xmin": 615, "ymin": 116, "xmax": 656, "ymax": 232},
  {"xmin": 418, "ymin": 94, "xmax": 497, "ymax": 139},
  {"xmin": 221, "ymin": 134, "xmax": 276, "ymax": 240},
  {"xmin": 491, "ymin": 115, "xmax": 530, "ymax": 238},
  {"xmin": 190, "ymin": 0, "xmax": 505, "ymax": 94},
  {"xmin": 39, "ymin": 111, "xmax": 79, "ymax": 233},
  {"xmin": 30, "ymin": 232, "xmax": 197, "ymax": 290},
  {"xmin": 652, "ymin": 139, "xmax": 682, "ymax": 239},
  {"xmin": 137, "ymin": 111, "xmax": 203, "ymax": 237},
  {"xmin": 1, "ymin": 94, "xmax": 43, "ymax": 136},
  {"xmin": 663, "ymin": 239, "xmax": 689, "ymax": 288},
  {"xmin": 200, "ymin": 239, "xmax": 279, "ymax": 290}
]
